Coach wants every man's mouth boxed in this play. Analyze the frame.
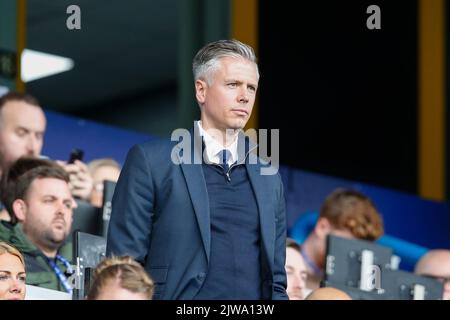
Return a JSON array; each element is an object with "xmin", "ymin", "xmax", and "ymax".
[
  {"xmin": 53, "ymin": 218, "xmax": 65, "ymax": 227},
  {"xmin": 231, "ymin": 108, "xmax": 248, "ymax": 116}
]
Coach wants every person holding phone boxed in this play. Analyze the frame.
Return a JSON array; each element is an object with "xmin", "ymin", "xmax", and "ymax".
[
  {"xmin": 0, "ymin": 93, "xmax": 93, "ymax": 223},
  {"xmin": 56, "ymin": 149, "xmax": 94, "ymax": 201}
]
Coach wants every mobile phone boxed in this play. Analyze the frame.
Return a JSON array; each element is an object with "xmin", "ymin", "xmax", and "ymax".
[{"xmin": 68, "ymin": 149, "xmax": 84, "ymax": 164}]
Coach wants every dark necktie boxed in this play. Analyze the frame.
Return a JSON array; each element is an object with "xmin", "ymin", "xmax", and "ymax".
[{"xmin": 219, "ymin": 149, "xmax": 231, "ymax": 173}]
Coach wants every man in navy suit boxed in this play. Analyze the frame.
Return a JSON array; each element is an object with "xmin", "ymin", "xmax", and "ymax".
[{"xmin": 106, "ymin": 39, "xmax": 288, "ymax": 300}]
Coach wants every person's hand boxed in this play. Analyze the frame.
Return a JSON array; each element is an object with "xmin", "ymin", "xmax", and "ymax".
[{"xmin": 57, "ymin": 160, "xmax": 94, "ymax": 201}]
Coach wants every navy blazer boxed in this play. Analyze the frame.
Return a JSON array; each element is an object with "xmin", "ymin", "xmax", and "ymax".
[{"xmin": 106, "ymin": 130, "xmax": 288, "ymax": 300}]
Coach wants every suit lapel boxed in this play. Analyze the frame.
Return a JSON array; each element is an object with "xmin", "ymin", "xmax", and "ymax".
[
  {"xmin": 178, "ymin": 127, "xmax": 211, "ymax": 263},
  {"xmin": 180, "ymin": 163, "xmax": 211, "ymax": 263},
  {"xmin": 246, "ymin": 162, "xmax": 275, "ymax": 269}
]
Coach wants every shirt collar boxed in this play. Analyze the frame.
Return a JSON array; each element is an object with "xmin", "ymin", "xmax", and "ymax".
[{"xmin": 196, "ymin": 120, "xmax": 239, "ymax": 166}]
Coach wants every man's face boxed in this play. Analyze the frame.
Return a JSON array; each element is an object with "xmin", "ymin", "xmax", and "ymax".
[
  {"xmin": 20, "ymin": 178, "xmax": 74, "ymax": 252},
  {"xmin": 196, "ymin": 57, "xmax": 258, "ymax": 133},
  {"xmin": 0, "ymin": 101, "xmax": 46, "ymax": 170},
  {"xmin": 285, "ymin": 247, "xmax": 308, "ymax": 300}
]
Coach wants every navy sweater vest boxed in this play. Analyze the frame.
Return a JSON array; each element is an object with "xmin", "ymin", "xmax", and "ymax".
[{"xmin": 194, "ymin": 163, "xmax": 262, "ymax": 300}]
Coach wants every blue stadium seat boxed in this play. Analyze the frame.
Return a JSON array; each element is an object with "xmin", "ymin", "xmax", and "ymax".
[{"xmin": 288, "ymin": 211, "xmax": 319, "ymax": 244}]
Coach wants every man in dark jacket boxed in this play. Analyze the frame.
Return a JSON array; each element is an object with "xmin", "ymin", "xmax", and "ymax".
[{"xmin": 107, "ymin": 39, "xmax": 288, "ymax": 300}]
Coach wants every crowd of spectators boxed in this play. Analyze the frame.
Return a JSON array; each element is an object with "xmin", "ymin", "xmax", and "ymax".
[{"xmin": 0, "ymin": 90, "xmax": 448, "ymax": 301}]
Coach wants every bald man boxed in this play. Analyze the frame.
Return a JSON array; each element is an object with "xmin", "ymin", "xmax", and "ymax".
[
  {"xmin": 305, "ymin": 287, "xmax": 352, "ymax": 300},
  {"xmin": 415, "ymin": 249, "xmax": 450, "ymax": 300}
]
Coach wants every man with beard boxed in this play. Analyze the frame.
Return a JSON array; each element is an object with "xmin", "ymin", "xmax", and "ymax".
[{"xmin": 0, "ymin": 158, "xmax": 76, "ymax": 293}]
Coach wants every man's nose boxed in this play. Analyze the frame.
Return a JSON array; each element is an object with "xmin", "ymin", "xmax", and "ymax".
[
  {"xmin": 55, "ymin": 201, "xmax": 70, "ymax": 216},
  {"xmin": 291, "ymin": 275, "xmax": 302, "ymax": 288},
  {"xmin": 26, "ymin": 135, "xmax": 38, "ymax": 155},
  {"xmin": 237, "ymin": 87, "xmax": 249, "ymax": 103},
  {"xmin": 298, "ymin": 278, "xmax": 305, "ymax": 289}
]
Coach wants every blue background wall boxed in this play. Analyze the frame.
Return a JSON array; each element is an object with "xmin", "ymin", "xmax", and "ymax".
[{"xmin": 42, "ymin": 111, "xmax": 156, "ymax": 165}]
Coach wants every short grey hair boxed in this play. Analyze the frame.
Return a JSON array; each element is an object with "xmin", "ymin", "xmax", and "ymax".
[{"xmin": 192, "ymin": 39, "xmax": 259, "ymax": 85}]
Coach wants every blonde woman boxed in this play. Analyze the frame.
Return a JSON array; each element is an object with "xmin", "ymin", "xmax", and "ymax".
[
  {"xmin": 87, "ymin": 256, "xmax": 153, "ymax": 300},
  {"xmin": 0, "ymin": 242, "xmax": 26, "ymax": 300}
]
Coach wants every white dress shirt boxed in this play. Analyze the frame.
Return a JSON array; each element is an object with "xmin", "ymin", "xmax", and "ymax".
[{"xmin": 196, "ymin": 120, "xmax": 239, "ymax": 167}]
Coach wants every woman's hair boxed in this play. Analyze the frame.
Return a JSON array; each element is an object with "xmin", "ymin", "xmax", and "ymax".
[
  {"xmin": 87, "ymin": 256, "xmax": 154, "ymax": 300},
  {"xmin": 320, "ymin": 188, "xmax": 384, "ymax": 241},
  {"xmin": 0, "ymin": 242, "xmax": 25, "ymax": 267}
]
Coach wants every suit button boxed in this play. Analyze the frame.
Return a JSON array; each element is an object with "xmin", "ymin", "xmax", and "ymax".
[{"xmin": 197, "ymin": 272, "xmax": 206, "ymax": 280}]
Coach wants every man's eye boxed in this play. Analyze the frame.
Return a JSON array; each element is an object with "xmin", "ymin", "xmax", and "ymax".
[
  {"xmin": 16, "ymin": 129, "xmax": 27, "ymax": 137},
  {"xmin": 18, "ymin": 275, "xmax": 26, "ymax": 282},
  {"xmin": 248, "ymin": 86, "xmax": 256, "ymax": 92},
  {"xmin": 228, "ymin": 83, "xmax": 237, "ymax": 88}
]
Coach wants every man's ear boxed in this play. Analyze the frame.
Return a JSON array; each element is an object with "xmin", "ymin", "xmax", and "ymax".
[
  {"xmin": 313, "ymin": 217, "xmax": 332, "ymax": 240},
  {"xmin": 195, "ymin": 79, "xmax": 207, "ymax": 104},
  {"xmin": 12, "ymin": 199, "xmax": 27, "ymax": 222}
]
